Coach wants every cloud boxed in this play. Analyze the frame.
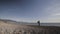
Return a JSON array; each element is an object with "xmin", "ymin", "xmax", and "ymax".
[
  {"xmin": 45, "ymin": 0, "xmax": 60, "ymax": 14},
  {"xmin": 52, "ymin": 13, "xmax": 60, "ymax": 16},
  {"xmin": 41, "ymin": 0, "xmax": 60, "ymax": 22},
  {"xmin": 1, "ymin": 0, "xmax": 60, "ymax": 23}
]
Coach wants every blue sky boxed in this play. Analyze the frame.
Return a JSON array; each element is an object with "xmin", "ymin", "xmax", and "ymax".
[{"xmin": 0, "ymin": 0, "xmax": 60, "ymax": 23}]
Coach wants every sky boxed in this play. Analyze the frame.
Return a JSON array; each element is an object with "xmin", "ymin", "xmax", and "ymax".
[{"xmin": 0, "ymin": 0, "xmax": 60, "ymax": 23}]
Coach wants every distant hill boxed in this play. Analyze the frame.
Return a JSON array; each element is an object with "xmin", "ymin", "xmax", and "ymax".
[{"xmin": 0, "ymin": 19, "xmax": 60, "ymax": 26}]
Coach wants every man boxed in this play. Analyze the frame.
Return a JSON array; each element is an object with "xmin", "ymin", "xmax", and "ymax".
[{"xmin": 37, "ymin": 20, "xmax": 40, "ymax": 26}]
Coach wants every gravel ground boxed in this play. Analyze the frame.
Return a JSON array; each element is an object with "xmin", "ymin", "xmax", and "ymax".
[{"xmin": 0, "ymin": 20, "xmax": 60, "ymax": 34}]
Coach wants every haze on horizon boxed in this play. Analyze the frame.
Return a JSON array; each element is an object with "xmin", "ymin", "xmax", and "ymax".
[{"xmin": 0, "ymin": 0, "xmax": 60, "ymax": 23}]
